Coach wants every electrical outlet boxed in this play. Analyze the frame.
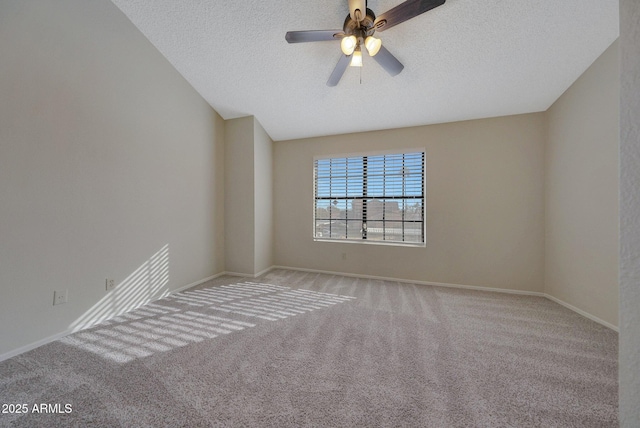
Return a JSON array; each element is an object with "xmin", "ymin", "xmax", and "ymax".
[
  {"xmin": 53, "ymin": 290, "xmax": 68, "ymax": 306},
  {"xmin": 105, "ymin": 278, "xmax": 116, "ymax": 291},
  {"xmin": 341, "ymin": 252, "xmax": 347, "ymax": 260}
]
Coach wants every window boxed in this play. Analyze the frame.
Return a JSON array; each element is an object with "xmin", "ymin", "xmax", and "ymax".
[{"xmin": 314, "ymin": 150, "xmax": 425, "ymax": 245}]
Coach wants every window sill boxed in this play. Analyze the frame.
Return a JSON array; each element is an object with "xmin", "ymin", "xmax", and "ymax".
[{"xmin": 313, "ymin": 237, "xmax": 425, "ymax": 248}]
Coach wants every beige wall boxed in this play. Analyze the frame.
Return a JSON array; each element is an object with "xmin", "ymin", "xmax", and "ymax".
[
  {"xmin": 273, "ymin": 41, "xmax": 620, "ymax": 328},
  {"xmin": 254, "ymin": 119, "xmax": 274, "ymax": 274},
  {"xmin": 619, "ymin": 0, "xmax": 640, "ymax": 424},
  {"xmin": 545, "ymin": 40, "xmax": 620, "ymax": 327},
  {"xmin": 0, "ymin": 0, "xmax": 225, "ymax": 357},
  {"xmin": 224, "ymin": 117, "xmax": 256, "ymax": 274},
  {"xmin": 224, "ymin": 116, "xmax": 274, "ymax": 276},
  {"xmin": 274, "ymin": 114, "xmax": 546, "ymax": 292}
]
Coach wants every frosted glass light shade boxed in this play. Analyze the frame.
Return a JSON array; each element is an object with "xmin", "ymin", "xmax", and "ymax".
[
  {"xmin": 341, "ymin": 35, "xmax": 357, "ymax": 55},
  {"xmin": 350, "ymin": 48, "xmax": 363, "ymax": 67},
  {"xmin": 365, "ymin": 36, "xmax": 382, "ymax": 56}
]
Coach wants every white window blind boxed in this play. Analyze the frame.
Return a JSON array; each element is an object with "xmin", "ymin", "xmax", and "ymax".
[{"xmin": 314, "ymin": 151, "xmax": 425, "ymax": 245}]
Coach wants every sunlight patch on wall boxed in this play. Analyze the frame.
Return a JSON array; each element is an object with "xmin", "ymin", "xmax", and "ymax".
[{"xmin": 68, "ymin": 244, "xmax": 170, "ymax": 333}]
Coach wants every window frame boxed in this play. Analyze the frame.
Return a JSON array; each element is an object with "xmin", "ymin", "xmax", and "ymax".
[{"xmin": 313, "ymin": 149, "xmax": 426, "ymax": 247}]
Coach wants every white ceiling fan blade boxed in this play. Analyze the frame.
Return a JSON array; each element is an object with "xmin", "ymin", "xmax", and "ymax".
[
  {"xmin": 374, "ymin": 0, "xmax": 445, "ymax": 32},
  {"xmin": 372, "ymin": 45, "xmax": 404, "ymax": 76},
  {"xmin": 327, "ymin": 54, "xmax": 352, "ymax": 87},
  {"xmin": 285, "ymin": 30, "xmax": 344, "ymax": 43}
]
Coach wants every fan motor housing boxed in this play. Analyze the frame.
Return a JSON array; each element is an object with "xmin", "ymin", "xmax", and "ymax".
[{"xmin": 343, "ymin": 8, "xmax": 377, "ymax": 37}]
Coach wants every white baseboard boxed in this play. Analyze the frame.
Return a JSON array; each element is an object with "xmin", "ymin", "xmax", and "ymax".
[
  {"xmin": 0, "ymin": 329, "xmax": 74, "ymax": 362},
  {"xmin": 253, "ymin": 266, "xmax": 275, "ymax": 278},
  {"xmin": 224, "ymin": 266, "xmax": 274, "ymax": 279},
  {"xmin": 0, "ymin": 271, "xmax": 228, "ymax": 363},
  {"xmin": 271, "ymin": 265, "xmax": 545, "ymax": 296},
  {"xmin": 544, "ymin": 293, "xmax": 618, "ymax": 332},
  {"xmin": 271, "ymin": 265, "xmax": 618, "ymax": 331},
  {"xmin": 179, "ymin": 269, "xmax": 619, "ymax": 332},
  {"xmin": 174, "ymin": 272, "xmax": 227, "ymax": 292}
]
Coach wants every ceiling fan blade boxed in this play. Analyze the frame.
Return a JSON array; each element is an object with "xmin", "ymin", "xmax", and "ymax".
[
  {"xmin": 327, "ymin": 54, "xmax": 352, "ymax": 87},
  {"xmin": 374, "ymin": 0, "xmax": 445, "ymax": 32},
  {"xmin": 372, "ymin": 46, "xmax": 404, "ymax": 76},
  {"xmin": 285, "ymin": 30, "xmax": 344, "ymax": 43}
]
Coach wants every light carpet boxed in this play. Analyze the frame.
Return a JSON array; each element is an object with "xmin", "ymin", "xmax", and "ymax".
[{"xmin": 0, "ymin": 269, "xmax": 618, "ymax": 427}]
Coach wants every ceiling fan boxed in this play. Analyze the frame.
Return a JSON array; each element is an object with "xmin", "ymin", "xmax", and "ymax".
[{"xmin": 285, "ymin": 0, "xmax": 446, "ymax": 86}]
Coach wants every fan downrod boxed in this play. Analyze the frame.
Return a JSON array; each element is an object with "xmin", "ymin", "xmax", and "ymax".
[{"xmin": 342, "ymin": 8, "xmax": 377, "ymax": 40}]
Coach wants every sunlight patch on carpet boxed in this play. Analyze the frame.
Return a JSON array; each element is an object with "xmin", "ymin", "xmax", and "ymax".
[{"xmin": 60, "ymin": 281, "xmax": 355, "ymax": 364}]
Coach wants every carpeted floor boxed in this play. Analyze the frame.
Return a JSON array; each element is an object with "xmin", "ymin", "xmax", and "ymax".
[{"xmin": 0, "ymin": 269, "xmax": 618, "ymax": 427}]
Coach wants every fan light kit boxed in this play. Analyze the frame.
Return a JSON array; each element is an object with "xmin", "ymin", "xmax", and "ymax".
[
  {"xmin": 364, "ymin": 36, "xmax": 382, "ymax": 56},
  {"xmin": 341, "ymin": 35, "xmax": 357, "ymax": 55},
  {"xmin": 286, "ymin": 0, "xmax": 446, "ymax": 86},
  {"xmin": 351, "ymin": 46, "xmax": 363, "ymax": 67}
]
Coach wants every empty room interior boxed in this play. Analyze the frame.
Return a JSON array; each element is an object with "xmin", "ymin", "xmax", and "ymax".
[{"xmin": 1, "ymin": 0, "xmax": 639, "ymax": 426}]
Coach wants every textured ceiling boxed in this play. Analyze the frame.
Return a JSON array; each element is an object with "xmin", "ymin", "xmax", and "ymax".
[{"xmin": 109, "ymin": 0, "xmax": 619, "ymax": 141}]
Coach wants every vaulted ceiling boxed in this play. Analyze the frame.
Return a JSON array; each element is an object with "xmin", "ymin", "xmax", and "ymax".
[{"xmin": 110, "ymin": 0, "xmax": 619, "ymax": 141}]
